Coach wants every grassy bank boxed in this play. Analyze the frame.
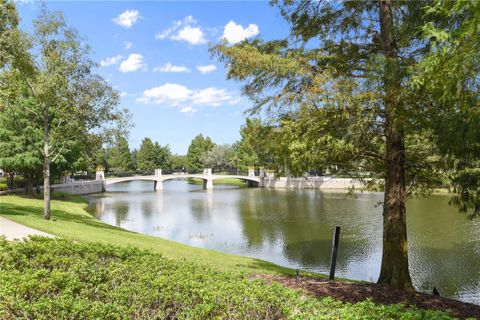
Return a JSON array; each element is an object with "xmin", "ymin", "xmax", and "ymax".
[{"xmin": 0, "ymin": 194, "xmax": 291, "ymax": 275}]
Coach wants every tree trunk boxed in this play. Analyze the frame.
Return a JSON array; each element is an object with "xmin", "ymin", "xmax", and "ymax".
[
  {"xmin": 377, "ymin": 0, "xmax": 413, "ymax": 290},
  {"xmin": 25, "ymin": 171, "xmax": 34, "ymax": 196},
  {"xmin": 43, "ymin": 155, "xmax": 51, "ymax": 220},
  {"xmin": 35, "ymin": 171, "xmax": 41, "ymax": 194},
  {"xmin": 43, "ymin": 107, "xmax": 51, "ymax": 220},
  {"xmin": 7, "ymin": 172, "xmax": 14, "ymax": 190}
]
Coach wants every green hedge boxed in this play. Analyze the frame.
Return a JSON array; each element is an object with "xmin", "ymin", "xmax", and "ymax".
[
  {"xmin": 0, "ymin": 238, "xmax": 454, "ymax": 319},
  {"xmin": 0, "ymin": 176, "xmax": 28, "ymax": 190}
]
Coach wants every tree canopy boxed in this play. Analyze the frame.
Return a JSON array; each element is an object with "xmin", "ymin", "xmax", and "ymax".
[
  {"xmin": 186, "ymin": 134, "xmax": 215, "ymax": 173},
  {"xmin": 137, "ymin": 137, "xmax": 171, "ymax": 172},
  {"xmin": 0, "ymin": 3, "xmax": 127, "ymax": 219},
  {"xmin": 107, "ymin": 133, "xmax": 133, "ymax": 172},
  {"xmin": 212, "ymin": 0, "xmax": 480, "ymax": 289}
]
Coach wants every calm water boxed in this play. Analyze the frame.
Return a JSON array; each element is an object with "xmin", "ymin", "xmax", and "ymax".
[{"xmin": 88, "ymin": 180, "xmax": 480, "ymax": 304}]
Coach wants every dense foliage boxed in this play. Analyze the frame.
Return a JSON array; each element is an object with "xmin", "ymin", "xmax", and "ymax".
[
  {"xmin": 0, "ymin": 2, "xmax": 126, "ymax": 219},
  {"xmin": 411, "ymin": 1, "xmax": 480, "ymax": 218},
  {"xmin": 201, "ymin": 144, "xmax": 235, "ymax": 173},
  {"xmin": 136, "ymin": 137, "xmax": 171, "ymax": 172},
  {"xmin": 186, "ymin": 134, "xmax": 215, "ymax": 173},
  {"xmin": 169, "ymin": 154, "xmax": 188, "ymax": 173},
  {"xmin": 211, "ymin": 0, "xmax": 480, "ymax": 289},
  {"xmin": 107, "ymin": 133, "xmax": 134, "ymax": 172},
  {"xmin": 0, "ymin": 237, "xmax": 454, "ymax": 320}
]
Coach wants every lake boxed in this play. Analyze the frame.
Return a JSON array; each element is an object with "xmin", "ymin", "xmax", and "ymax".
[{"xmin": 88, "ymin": 180, "xmax": 480, "ymax": 304}]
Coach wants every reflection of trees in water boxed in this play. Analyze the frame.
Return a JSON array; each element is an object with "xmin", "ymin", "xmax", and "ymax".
[
  {"xmin": 141, "ymin": 200, "xmax": 153, "ymax": 217},
  {"xmin": 238, "ymin": 191, "xmax": 480, "ymax": 300},
  {"xmin": 90, "ymin": 199, "xmax": 105, "ymax": 219},
  {"xmin": 237, "ymin": 189, "xmax": 379, "ymax": 271},
  {"xmin": 409, "ymin": 242, "xmax": 480, "ymax": 301},
  {"xmin": 407, "ymin": 196, "xmax": 480, "ymax": 300},
  {"xmin": 189, "ymin": 191, "xmax": 213, "ymax": 223},
  {"xmin": 139, "ymin": 199, "xmax": 156, "ymax": 232},
  {"xmin": 112, "ymin": 201, "xmax": 130, "ymax": 226}
]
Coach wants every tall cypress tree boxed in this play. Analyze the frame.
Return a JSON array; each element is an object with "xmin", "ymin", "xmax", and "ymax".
[{"xmin": 212, "ymin": 1, "xmax": 480, "ymax": 289}]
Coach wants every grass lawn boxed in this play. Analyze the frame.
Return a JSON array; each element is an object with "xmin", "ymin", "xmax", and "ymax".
[{"xmin": 0, "ymin": 194, "xmax": 292, "ymax": 276}]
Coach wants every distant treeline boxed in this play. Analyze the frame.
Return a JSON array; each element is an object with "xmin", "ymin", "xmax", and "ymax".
[{"xmin": 102, "ymin": 118, "xmax": 326, "ymax": 175}]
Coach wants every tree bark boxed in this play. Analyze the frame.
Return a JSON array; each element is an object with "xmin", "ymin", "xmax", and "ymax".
[
  {"xmin": 43, "ymin": 107, "xmax": 51, "ymax": 220},
  {"xmin": 43, "ymin": 155, "xmax": 51, "ymax": 220},
  {"xmin": 7, "ymin": 172, "xmax": 14, "ymax": 190},
  {"xmin": 35, "ymin": 171, "xmax": 41, "ymax": 194},
  {"xmin": 377, "ymin": 0, "xmax": 414, "ymax": 290},
  {"xmin": 25, "ymin": 171, "xmax": 34, "ymax": 196}
]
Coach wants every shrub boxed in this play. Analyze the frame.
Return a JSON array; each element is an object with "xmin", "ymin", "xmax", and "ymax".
[
  {"xmin": 0, "ymin": 183, "xmax": 7, "ymax": 191},
  {"xmin": 0, "ymin": 238, "xmax": 454, "ymax": 319}
]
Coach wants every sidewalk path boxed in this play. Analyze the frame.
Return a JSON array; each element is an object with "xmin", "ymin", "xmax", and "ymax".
[{"xmin": 0, "ymin": 216, "xmax": 55, "ymax": 240}]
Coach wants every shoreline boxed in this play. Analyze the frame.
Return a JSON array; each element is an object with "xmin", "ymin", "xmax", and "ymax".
[{"xmin": 1, "ymin": 194, "xmax": 479, "ymax": 317}]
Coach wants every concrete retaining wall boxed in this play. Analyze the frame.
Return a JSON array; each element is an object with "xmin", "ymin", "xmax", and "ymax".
[
  {"xmin": 260, "ymin": 177, "xmax": 365, "ymax": 189},
  {"xmin": 51, "ymin": 181, "xmax": 104, "ymax": 195},
  {"xmin": 2, "ymin": 177, "xmax": 364, "ymax": 195}
]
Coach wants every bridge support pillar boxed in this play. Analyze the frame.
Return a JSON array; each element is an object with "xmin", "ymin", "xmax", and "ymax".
[
  {"xmin": 96, "ymin": 170, "xmax": 105, "ymax": 181},
  {"xmin": 154, "ymin": 180, "xmax": 163, "ymax": 191},
  {"xmin": 203, "ymin": 179, "xmax": 213, "ymax": 190}
]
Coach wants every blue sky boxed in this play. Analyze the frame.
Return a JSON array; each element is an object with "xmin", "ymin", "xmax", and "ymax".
[{"xmin": 16, "ymin": 1, "xmax": 290, "ymax": 154}]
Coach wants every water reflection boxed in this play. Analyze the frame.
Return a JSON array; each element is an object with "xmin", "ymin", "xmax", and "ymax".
[{"xmin": 88, "ymin": 180, "xmax": 480, "ymax": 304}]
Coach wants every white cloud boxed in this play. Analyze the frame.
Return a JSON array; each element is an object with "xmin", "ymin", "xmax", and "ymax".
[
  {"xmin": 222, "ymin": 21, "xmax": 259, "ymax": 44},
  {"xmin": 119, "ymin": 91, "xmax": 128, "ymax": 97},
  {"xmin": 156, "ymin": 15, "xmax": 206, "ymax": 45},
  {"xmin": 172, "ymin": 26, "xmax": 206, "ymax": 45},
  {"xmin": 119, "ymin": 53, "xmax": 146, "ymax": 72},
  {"xmin": 139, "ymin": 83, "xmax": 192, "ymax": 105},
  {"xmin": 100, "ymin": 55, "xmax": 123, "ymax": 67},
  {"xmin": 191, "ymin": 88, "xmax": 239, "ymax": 106},
  {"xmin": 197, "ymin": 64, "xmax": 216, "ymax": 74},
  {"xmin": 153, "ymin": 63, "xmax": 190, "ymax": 73},
  {"xmin": 138, "ymin": 83, "xmax": 240, "ymax": 110},
  {"xmin": 180, "ymin": 106, "xmax": 197, "ymax": 116},
  {"xmin": 112, "ymin": 10, "xmax": 141, "ymax": 28},
  {"xmin": 13, "ymin": 0, "xmax": 33, "ymax": 4},
  {"xmin": 156, "ymin": 16, "xmax": 194, "ymax": 40},
  {"xmin": 123, "ymin": 41, "xmax": 133, "ymax": 49}
]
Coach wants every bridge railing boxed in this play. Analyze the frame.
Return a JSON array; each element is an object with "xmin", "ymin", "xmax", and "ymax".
[
  {"xmin": 104, "ymin": 170, "xmax": 154, "ymax": 178},
  {"xmin": 72, "ymin": 174, "xmax": 97, "ymax": 181},
  {"xmin": 100, "ymin": 169, "xmax": 262, "ymax": 179}
]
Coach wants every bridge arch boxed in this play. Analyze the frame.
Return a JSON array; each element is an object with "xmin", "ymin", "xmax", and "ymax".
[
  {"xmin": 104, "ymin": 176, "xmax": 159, "ymax": 186},
  {"xmin": 103, "ymin": 173, "xmax": 261, "ymax": 191},
  {"xmin": 208, "ymin": 175, "xmax": 260, "ymax": 187}
]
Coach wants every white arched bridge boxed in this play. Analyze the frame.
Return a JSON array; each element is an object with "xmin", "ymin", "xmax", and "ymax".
[{"xmin": 98, "ymin": 169, "xmax": 261, "ymax": 191}]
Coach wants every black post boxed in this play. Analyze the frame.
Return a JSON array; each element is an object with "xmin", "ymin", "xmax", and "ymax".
[{"xmin": 329, "ymin": 225, "xmax": 341, "ymax": 280}]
